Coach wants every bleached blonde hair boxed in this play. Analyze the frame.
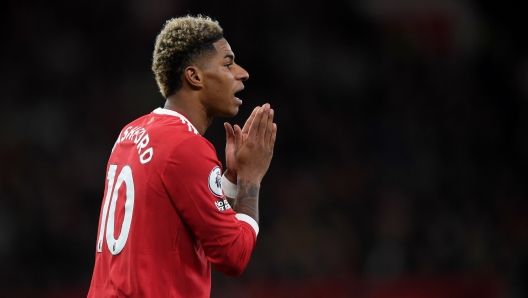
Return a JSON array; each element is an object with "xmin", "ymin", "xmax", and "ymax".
[{"xmin": 152, "ymin": 15, "xmax": 223, "ymax": 98}]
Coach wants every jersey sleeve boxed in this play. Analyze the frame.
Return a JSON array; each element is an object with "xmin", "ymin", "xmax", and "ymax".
[{"xmin": 160, "ymin": 136, "xmax": 257, "ymax": 276}]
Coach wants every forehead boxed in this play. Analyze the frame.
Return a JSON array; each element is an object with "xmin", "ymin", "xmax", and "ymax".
[{"xmin": 212, "ymin": 38, "xmax": 233, "ymax": 56}]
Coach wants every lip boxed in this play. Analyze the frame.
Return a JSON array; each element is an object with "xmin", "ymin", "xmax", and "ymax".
[{"xmin": 234, "ymin": 85, "xmax": 244, "ymax": 104}]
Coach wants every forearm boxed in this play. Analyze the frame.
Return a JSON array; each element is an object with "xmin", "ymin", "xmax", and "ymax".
[{"xmin": 234, "ymin": 178, "xmax": 260, "ymax": 224}]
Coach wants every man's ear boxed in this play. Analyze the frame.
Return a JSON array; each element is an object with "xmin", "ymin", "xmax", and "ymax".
[{"xmin": 183, "ymin": 66, "xmax": 203, "ymax": 88}]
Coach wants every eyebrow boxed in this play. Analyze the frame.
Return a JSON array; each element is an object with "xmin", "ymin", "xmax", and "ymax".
[{"xmin": 224, "ymin": 54, "xmax": 234, "ymax": 60}]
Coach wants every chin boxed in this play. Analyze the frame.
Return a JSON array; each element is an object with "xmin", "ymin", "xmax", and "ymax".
[
  {"xmin": 217, "ymin": 107, "xmax": 238, "ymax": 118},
  {"xmin": 226, "ymin": 107, "xmax": 239, "ymax": 117}
]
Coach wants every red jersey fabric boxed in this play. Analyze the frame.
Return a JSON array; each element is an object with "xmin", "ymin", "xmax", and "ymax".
[{"xmin": 87, "ymin": 108, "xmax": 258, "ymax": 298}]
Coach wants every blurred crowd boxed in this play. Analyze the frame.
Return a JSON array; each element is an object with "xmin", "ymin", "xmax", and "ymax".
[{"xmin": 1, "ymin": 0, "xmax": 527, "ymax": 297}]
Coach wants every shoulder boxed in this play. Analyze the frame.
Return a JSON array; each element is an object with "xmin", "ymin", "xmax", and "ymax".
[
  {"xmin": 160, "ymin": 128, "xmax": 221, "ymax": 185},
  {"xmin": 170, "ymin": 133, "xmax": 216, "ymax": 160}
]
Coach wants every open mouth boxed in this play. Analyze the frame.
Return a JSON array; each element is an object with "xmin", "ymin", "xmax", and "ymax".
[{"xmin": 234, "ymin": 85, "xmax": 244, "ymax": 104}]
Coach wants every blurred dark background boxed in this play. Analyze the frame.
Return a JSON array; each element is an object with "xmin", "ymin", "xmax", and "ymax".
[{"xmin": 1, "ymin": 0, "xmax": 527, "ymax": 297}]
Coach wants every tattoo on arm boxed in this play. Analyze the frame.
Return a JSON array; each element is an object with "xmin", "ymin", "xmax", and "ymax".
[{"xmin": 234, "ymin": 179, "xmax": 260, "ymax": 224}]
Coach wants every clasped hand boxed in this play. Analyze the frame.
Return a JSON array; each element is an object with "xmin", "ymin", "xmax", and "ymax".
[{"xmin": 224, "ymin": 103, "xmax": 277, "ymax": 185}]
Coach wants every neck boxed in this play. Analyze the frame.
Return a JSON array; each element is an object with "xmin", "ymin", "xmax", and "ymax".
[{"xmin": 164, "ymin": 90, "xmax": 211, "ymax": 135}]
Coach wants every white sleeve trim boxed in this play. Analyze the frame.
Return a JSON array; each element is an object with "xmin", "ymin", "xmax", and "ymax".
[
  {"xmin": 236, "ymin": 213, "xmax": 259, "ymax": 236},
  {"xmin": 221, "ymin": 174, "xmax": 237, "ymax": 198}
]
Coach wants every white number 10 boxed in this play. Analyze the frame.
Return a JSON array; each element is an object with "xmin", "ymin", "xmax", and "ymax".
[{"xmin": 97, "ymin": 164, "xmax": 135, "ymax": 255}]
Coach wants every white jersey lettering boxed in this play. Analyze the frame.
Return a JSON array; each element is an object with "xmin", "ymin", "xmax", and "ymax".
[{"xmin": 113, "ymin": 125, "xmax": 154, "ymax": 164}]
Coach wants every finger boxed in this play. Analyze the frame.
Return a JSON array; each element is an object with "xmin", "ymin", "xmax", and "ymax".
[
  {"xmin": 256, "ymin": 104, "xmax": 270, "ymax": 142},
  {"xmin": 264, "ymin": 108, "xmax": 274, "ymax": 144},
  {"xmin": 242, "ymin": 106, "xmax": 259, "ymax": 137},
  {"xmin": 269, "ymin": 123, "xmax": 277, "ymax": 152},
  {"xmin": 247, "ymin": 106, "xmax": 264, "ymax": 140},
  {"xmin": 224, "ymin": 122, "xmax": 235, "ymax": 144},
  {"xmin": 224, "ymin": 122, "xmax": 236, "ymax": 149},
  {"xmin": 234, "ymin": 124, "xmax": 243, "ymax": 151}
]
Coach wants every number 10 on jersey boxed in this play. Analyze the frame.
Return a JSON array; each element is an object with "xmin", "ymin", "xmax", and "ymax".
[{"xmin": 97, "ymin": 164, "xmax": 135, "ymax": 255}]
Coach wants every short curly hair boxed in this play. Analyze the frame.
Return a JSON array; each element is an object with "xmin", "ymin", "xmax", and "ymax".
[{"xmin": 152, "ymin": 15, "xmax": 224, "ymax": 98}]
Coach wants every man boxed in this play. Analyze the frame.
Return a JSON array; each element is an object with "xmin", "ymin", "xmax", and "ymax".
[{"xmin": 87, "ymin": 15, "xmax": 277, "ymax": 297}]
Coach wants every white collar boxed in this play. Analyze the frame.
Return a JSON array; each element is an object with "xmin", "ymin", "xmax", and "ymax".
[{"xmin": 152, "ymin": 108, "xmax": 199, "ymax": 135}]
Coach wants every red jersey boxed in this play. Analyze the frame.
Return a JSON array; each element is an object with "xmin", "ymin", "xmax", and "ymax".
[{"xmin": 87, "ymin": 108, "xmax": 258, "ymax": 298}]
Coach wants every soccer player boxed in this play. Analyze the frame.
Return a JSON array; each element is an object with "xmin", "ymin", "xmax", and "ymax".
[{"xmin": 87, "ymin": 15, "xmax": 277, "ymax": 297}]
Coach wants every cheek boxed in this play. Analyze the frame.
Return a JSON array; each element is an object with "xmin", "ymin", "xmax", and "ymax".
[
  {"xmin": 216, "ymin": 77, "xmax": 232, "ymax": 93},
  {"xmin": 210, "ymin": 76, "xmax": 226, "ymax": 91},
  {"xmin": 204, "ymin": 71, "xmax": 232, "ymax": 94}
]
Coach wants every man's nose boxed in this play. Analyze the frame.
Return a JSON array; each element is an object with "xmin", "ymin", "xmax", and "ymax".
[{"xmin": 237, "ymin": 65, "xmax": 249, "ymax": 81}]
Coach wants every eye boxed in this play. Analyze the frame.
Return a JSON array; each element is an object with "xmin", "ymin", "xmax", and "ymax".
[{"xmin": 225, "ymin": 63, "xmax": 232, "ymax": 69}]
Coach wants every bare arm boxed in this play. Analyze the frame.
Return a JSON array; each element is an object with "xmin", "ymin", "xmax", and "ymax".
[
  {"xmin": 232, "ymin": 103, "xmax": 277, "ymax": 224},
  {"xmin": 234, "ymin": 179, "xmax": 260, "ymax": 223},
  {"xmin": 223, "ymin": 106, "xmax": 259, "ymax": 209}
]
